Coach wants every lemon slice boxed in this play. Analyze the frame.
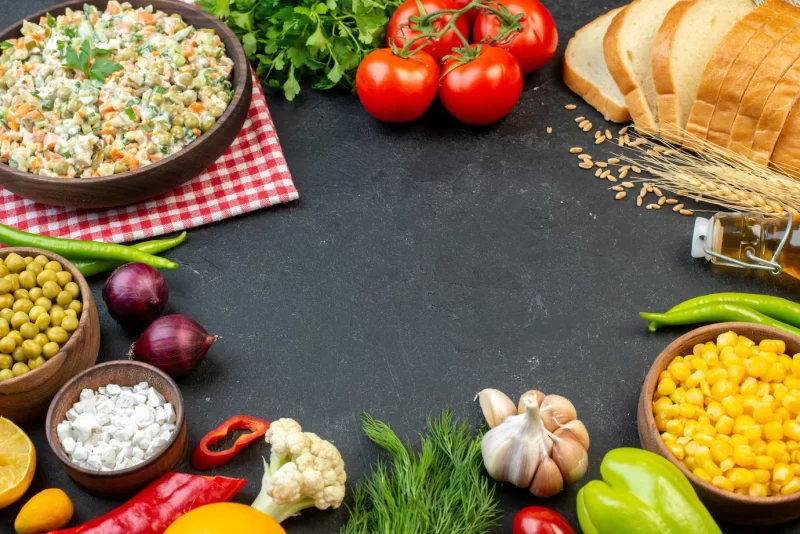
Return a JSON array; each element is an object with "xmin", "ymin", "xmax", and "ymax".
[{"xmin": 0, "ymin": 416, "xmax": 35, "ymax": 509}]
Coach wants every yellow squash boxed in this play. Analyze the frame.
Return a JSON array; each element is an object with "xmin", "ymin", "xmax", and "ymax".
[{"xmin": 164, "ymin": 503, "xmax": 285, "ymax": 534}]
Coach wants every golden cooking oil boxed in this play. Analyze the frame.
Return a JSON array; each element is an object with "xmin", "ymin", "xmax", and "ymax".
[{"xmin": 692, "ymin": 212, "xmax": 800, "ymax": 280}]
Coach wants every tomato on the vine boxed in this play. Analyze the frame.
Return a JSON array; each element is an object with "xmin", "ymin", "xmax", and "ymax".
[
  {"xmin": 452, "ymin": 0, "xmax": 480, "ymax": 31},
  {"xmin": 356, "ymin": 49, "xmax": 440, "ymax": 123},
  {"xmin": 473, "ymin": 0, "xmax": 557, "ymax": 75},
  {"xmin": 386, "ymin": 0, "xmax": 470, "ymax": 63},
  {"xmin": 439, "ymin": 45, "xmax": 522, "ymax": 125},
  {"xmin": 513, "ymin": 506, "xmax": 575, "ymax": 534}
]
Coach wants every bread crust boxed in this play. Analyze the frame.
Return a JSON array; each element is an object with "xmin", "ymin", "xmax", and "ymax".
[
  {"xmin": 652, "ymin": 0, "xmax": 699, "ymax": 143},
  {"xmin": 771, "ymin": 99, "xmax": 800, "ymax": 177},
  {"xmin": 751, "ymin": 60, "xmax": 800, "ymax": 165},
  {"xmin": 683, "ymin": 0, "xmax": 786, "ymax": 151}
]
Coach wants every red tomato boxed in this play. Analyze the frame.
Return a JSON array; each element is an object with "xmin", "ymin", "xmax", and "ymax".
[
  {"xmin": 386, "ymin": 0, "xmax": 470, "ymax": 63},
  {"xmin": 452, "ymin": 0, "xmax": 480, "ymax": 31},
  {"xmin": 439, "ymin": 45, "xmax": 522, "ymax": 125},
  {"xmin": 473, "ymin": 0, "xmax": 557, "ymax": 75},
  {"xmin": 356, "ymin": 49, "xmax": 440, "ymax": 123},
  {"xmin": 513, "ymin": 507, "xmax": 575, "ymax": 534}
]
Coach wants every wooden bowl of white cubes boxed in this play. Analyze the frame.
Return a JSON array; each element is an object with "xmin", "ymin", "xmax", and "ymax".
[{"xmin": 45, "ymin": 360, "xmax": 187, "ymax": 494}]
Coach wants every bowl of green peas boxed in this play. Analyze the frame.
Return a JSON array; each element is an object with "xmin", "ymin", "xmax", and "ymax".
[{"xmin": 0, "ymin": 248, "xmax": 99, "ymax": 422}]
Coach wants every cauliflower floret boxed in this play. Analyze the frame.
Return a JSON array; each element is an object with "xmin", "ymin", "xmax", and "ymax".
[{"xmin": 252, "ymin": 418, "xmax": 346, "ymax": 524}]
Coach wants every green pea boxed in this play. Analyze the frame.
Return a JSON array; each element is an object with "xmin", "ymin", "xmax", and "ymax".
[
  {"xmin": 68, "ymin": 300, "xmax": 82, "ymax": 315},
  {"xmin": 150, "ymin": 92, "xmax": 164, "ymax": 106},
  {"xmin": 34, "ymin": 297, "xmax": 51, "ymax": 311},
  {"xmin": 171, "ymin": 114, "xmax": 184, "ymax": 126},
  {"xmin": 49, "ymin": 306, "xmax": 64, "ymax": 327},
  {"xmin": 0, "ymin": 278, "xmax": 12, "ymax": 296},
  {"xmin": 64, "ymin": 282, "xmax": 80, "ymax": 299},
  {"xmin": 0, "ymin": 265, "xmax": 9, "ymax": 278},
  {"xmin": 23, "ymin": 257, "xmax": 33, "ymax": 265},
  {"xmin": 19, "ymin": 322, "xmax": 38, "ymax": 340},
  {"xmin": 12, "ymin": 299, "xmax": 33, "ymax": 314},
  {"xmin": 53, "ymin": 160, "xmax": 69, "ymax": 176},
  {"xmin": 9, "ymin": 312, "xmax": 28, "ymax": 330},
  {"xmin": 32, "ymin": 333, "xmax": 48, "ymax": 347},
  {"xmin": 170, "ymin": 125, "xmax": 185, "ymax": 139},
  {"xmin": 0, "ymin": 335, "xmax": 15, "ymax": 354},
  {"xmin": 25, "ymin": 261, "xmax": 42, "ymax": 276},
  {"xmin": 56, "ymin": 86, "xmax": 71, "ymax": 100},
  {"xmin": 208, "ymin": 106, "xmax": 224, "ymax": 119},
  {"xmin": 13, "ymin": 289, "xmax": 27, "ymax": 300},
  {"xmin": 55, "ymin": 271, "xmax": 72, "ymax": 288},
  {"xmin": 41, "ymin": 281, "xmax": 60, "ymax": 299},
  {"xmin": 113, "ymin": 161, "xmax": 128, "ymax": 174},
  {"xmin": 7, "ymin": 331, "xmax": 22, "ymax": 346},
  {"xmin": 11, "ymin": 347, "xmax": 25, "ymax": 363},
  {"xmin": 28, "ymin": 306, "xmax": 45, "ymax": 321},
  {"xmin": 45, "ymin": 261, "xmax": 62, "ymax": 273},
  {"xmin": 3, "ymin": 275, "xmax": 18, "ymax": 291},
  {"xmin": 42, "ymin": 341, "xmax": 59, "ymax": 359},
  {"xmin": 0, "ymin": 318, "xmax": 9, "ymax": 338},
  {"xmin": 120, "ymin": 47, "xmax": 135, "ymax": 61},
  {"xmin": 28, "ymin": 287, "xmax": 42, "ymax": 301},
  {"xmin": 11, "ymin": 362, "xmax": 29, "ymax": 376},
  {"xmin": 0, "ymin": 369, "xmax": 13, "ymax": 381},
  {"xmin": 4, "ymin": 253, "xmax": 24, "ymax": 273},
  {"xmin": 21, "ymin": 340, "xmax": 41, "ymax": 358},
  {"xmin": 0, "ymin": 309, "xmax": 13, "ymax": 323},
  {"xmin": 34, "ymin": 313, "xmax": 50, "ymax": 331},
  {"xmin": 64, "ymin": 309, "xmax": 77, "ymax": 319},
  {"xmin": 0, "ymin": 354, "xmax": 12, "ymax": 369},
  {"xmin": 0, "ymin": 296, "xmax": 11, "ymax": 311},
  {"xmin": 176, "ymin": 72, "xmax": 193, "ymax": 88},
  {"xmin": 156, "ymin": 132, "xmax": 172, "ymax": 146},
  {"xmin": 18, "ymin": 271, "xmax": 36, "ymax": 290},
  {"xmin": 182, "ymin": 113, "xmax": 200, "ymax": 129},
  {"xmin": 27, "ymin": 356, "xmax": 45, "ymax": 370},
  {"xmin": 67, "ymin": 99, "xmax": 81, "ymax": 113},
  {"xmin": 33, "ymin": 255, "xmax": 48, "ymax": 266},
  {"xmin": 46, "ymin": 326, "xmax": 68, "ymax": 344},
  {"xmin": 217, "ymin": 91, "xmax": 230, "ymax": 104},
  {"xmin": 182, "ymin": 90, "xmax": 197, "ymax": 106},
  {"xmin": 61, "ymin": 316, "xmax": 78, "ymax": 333},
  {"xmin": 201, "ymin": 117, "xmax": 216, "ymax": 132},
  {"xmin": 36, "ymin": 270, "xmax": 56, "ymax": 286},
  {"xmin": 146, "ymin": 142, "xmax": 159, "ymax": 154}
]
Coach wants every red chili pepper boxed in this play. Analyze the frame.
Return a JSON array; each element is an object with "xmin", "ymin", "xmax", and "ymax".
[
  {"xmin": 50, "ymin": 472, "xmax": 246, "ymax": 534},
  {"xmin": 191, "ymin": 415, "xmax": 270, "ymax": 470},
  {"xmin": 513, "ymin": 506, "xmax": 575, "ymax": 534}
]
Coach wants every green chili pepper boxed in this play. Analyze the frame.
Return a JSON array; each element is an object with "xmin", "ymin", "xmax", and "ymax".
[
  {"xmin": 69, "ymin": 232, "xmax": 186, "ymax": 276},
  {"xmin": 0, "ymin": 224, "xmax": 178, "ymax": 270},
  {"xmin": 648, "ymin": 293, "xmax": 800, "ymax": 332},
  {"xmin": 640, "ymin": 302, "xmax": 800, "ymax": 337},
  {"xmin": 577, "ymin": 448, "xmax": 721, "ymax": 534}
]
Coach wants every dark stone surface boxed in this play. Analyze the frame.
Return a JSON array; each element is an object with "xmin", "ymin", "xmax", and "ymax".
[{"xmin": 1, "ymin": 0, "xmax": 799, "ymax": 532}]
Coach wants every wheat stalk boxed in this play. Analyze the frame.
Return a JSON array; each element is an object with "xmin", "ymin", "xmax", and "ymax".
[{"xmin": 613, "ymin": 128, "xmax": 800, "ymax": 216}]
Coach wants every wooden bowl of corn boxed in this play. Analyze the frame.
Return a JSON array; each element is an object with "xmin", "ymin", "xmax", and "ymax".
[{"xmin": 638, "ymin": 322, "xmax": 800, "ymax": 525}]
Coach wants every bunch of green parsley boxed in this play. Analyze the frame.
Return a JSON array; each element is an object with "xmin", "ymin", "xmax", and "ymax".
[{"xmin": 198, "ymin": 0, "xmax": 402, "ymax": 100}]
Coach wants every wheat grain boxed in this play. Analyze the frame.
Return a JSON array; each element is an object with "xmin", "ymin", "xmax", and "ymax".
[{"xmin": 565, "ymin": 104, "xmax": 577, "ymax": 110}]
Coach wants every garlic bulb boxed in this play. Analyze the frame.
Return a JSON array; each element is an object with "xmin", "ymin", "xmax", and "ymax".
[
  {"xmin": 476, "ymin": 388, "xmax": 518, "ymax": 428},
  {"xmin": 479, "ymin": 388, "xmax": 590, "ymax": 497}
]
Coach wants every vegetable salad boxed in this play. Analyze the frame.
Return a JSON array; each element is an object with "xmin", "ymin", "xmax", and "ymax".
[{"xmin": 0, "ymin": 1, "xmax": 234, "ymax": 178}]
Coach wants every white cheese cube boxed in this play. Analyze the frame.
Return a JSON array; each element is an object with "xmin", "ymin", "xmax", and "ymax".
[
  {"xmin": 72, "ymin": 443, "xmax": 88, "ymax": 463},
  {"xmin": 146, "ymin": 388, "xmax": 165, "ymax": 407},
  {"xmin": 62, "ymin": 437, "xmax": 76, "ymax": 455},
  {"xmin": 65, "ymin": 408, "xmax": 79, "ymax": 422},
  {"xmin": 115, "ymin": 391, "xmax": 136, "ymax": 408},
  {"xmin": 145, "ymin": 437, "xmax": 166, "ymax": 457},
  {"xmin": 134, "ymin": 382, "xmax": 149, "ymax": 393},
  {"xmin": 132, "ymin": 430, "xmax": 150, "ymax": 451},
  {"xmin": 155, "ymin": 407, "xmax": 167, "ymax": 425},
  {"xmin": 131, "ymin": 393, "xmax": 147, "ymax": 405},
  {"xmin": 132, "ymin": 404, "xmax": 155, "ymax": 428},
  {"xmin": 130, "ymin": 457, "xmax": 143, "ymax": 466},
  {"xmin": 113, "ymin": 427, "xmax": 133, "ymax": 442},
  {"xmin": 108, "ymin": 438, "xmax": 122, "ymax": 452},
  {"xmin": 56, "ymin": 421, "xmax": 73, "ymax": 442},
  {"xmin": 97, "ymin": 386, "xmax": 107, "ymax": 396},
  {"xmin": 101, "ymin": 446, "xmax": 116, "ymax": 469},
  {"xmin": 131, "ymin": 446, "xmax": 144, "ymax": 460},
  {"xmin": 72, "ymin": 413, "xmax": 100, "ymax": 442},
  {"xmin": 116, "ymin": 458, "xmax": 130, "ymax": 470},
  {"xmin": 106, "ymin": 384, "xmax": 122, "ymax": 395},
  {"xmin": 74, "ymin": 399, "xmax": 97, "ymax": 415},
  {"xmin": 86, "ymin": 454, "xmax": 102, "ymax": 471},
  {"xmin": 97, "ymin": 413, "xmax": 110, "ymax": 426},
  {"xmin": 79, "ymin": 388, "xmax": 94, "ymax": 401},
  {"xmin": 145, "ymin": 423, "xmax": 161, "ymax": 439},
  {"xmin": 163, "ymin": 403, "xmax": 176, "ymax": 424}
]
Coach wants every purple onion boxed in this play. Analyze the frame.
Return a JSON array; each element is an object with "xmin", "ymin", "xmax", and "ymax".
[
  {"xmin": 128, "ymin": 314, "xmax": 217, "ymax": 376},
  {"xmin": 103, "ymin": 263, "xmax": 168, "ymax": 327}
]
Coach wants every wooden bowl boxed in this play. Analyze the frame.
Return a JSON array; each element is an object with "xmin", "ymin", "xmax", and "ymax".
[
  {"xmin": 0, "ymin": 0, "xmax": 252, "ymax": 208},
  {"xmin": 0, "ymin": 248, "xmax": 99, "ymax": 422},
  {"xmin": 638, "ymin": 323, "xmax": 800, "ymax": 525},
  {"xmin": 46, "ymin": 360, "xmax": 187, "ymax": 495}
]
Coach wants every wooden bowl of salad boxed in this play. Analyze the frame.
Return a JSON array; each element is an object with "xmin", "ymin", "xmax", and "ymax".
[{"xmin": 0, "ymin": 0, "xmax": 251, "ymax": 208}]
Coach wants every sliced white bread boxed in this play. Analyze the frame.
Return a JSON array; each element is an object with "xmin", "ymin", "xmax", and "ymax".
[
  {"xmin": 603, "ymin": 0, "xmax": 683, "ymax": 135},
  {"xmin": 563, "ymin": 8, "xmax": 631, "ymax": 123},
  {"xmin": 771, "ymin": 99, "xmax": 800, "ymax": 176},
  {"xmin": 683, "ymin": 0, "xmax": 789, "ymax": 151},
  {"xmin": 704, "ymin": 5, "xmax": 800, "ymax": 148},
  {"xmin": 728, "ymin": 24, "xmax": 800, "ymax": 156},
  {"xmin": 652, "ymin": 0, "xmax": 754, "ymax": 144},
  {"xmin": 750, "ymin": 58, "xmax": 800, "ymax": 164}
]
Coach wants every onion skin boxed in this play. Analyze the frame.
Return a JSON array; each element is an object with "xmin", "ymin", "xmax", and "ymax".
[
  {"xmin": 103, "ymin": 263, "xmax": 168, "ymax": 327},
  {"xmin": 128, "ymin": 315, "xmax": 217, "ymax": 376}
]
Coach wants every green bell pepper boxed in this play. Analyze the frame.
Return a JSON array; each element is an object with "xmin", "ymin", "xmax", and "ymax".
[{"xmin": 577, "ymin": 448, "xmax": 721, "ymax": 534}]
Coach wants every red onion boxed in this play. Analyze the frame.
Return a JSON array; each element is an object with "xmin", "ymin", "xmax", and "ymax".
[
  {"xmin": 103, "ymin": 263, "xmax": 168, "ymax": 327},
  {"xmin": 128, "ymin": 315, "xmax": 217, "ymax": 376}
]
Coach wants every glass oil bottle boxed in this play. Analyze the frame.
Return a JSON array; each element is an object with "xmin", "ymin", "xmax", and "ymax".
[{"xmin": 692, "ymin": 212, "xmax": 800, "ymax": 280}]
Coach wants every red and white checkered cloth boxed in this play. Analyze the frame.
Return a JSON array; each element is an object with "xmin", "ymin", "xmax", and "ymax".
[{"xmin": 0, "ymin": 70, "xmax": 298, "ymax": 243}]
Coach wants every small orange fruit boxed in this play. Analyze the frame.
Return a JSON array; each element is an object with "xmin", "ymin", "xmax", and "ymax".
[
  {"xmin": 164, "ymin": 503, "xmax": 285, "ymax": 534},
  {"xmin": 15, "ymin": 488, "xmax": 73, "ymax": 534}
]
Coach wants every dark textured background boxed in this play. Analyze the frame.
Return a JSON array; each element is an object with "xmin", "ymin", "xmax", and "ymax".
[{"xmin": 1, "ymin": 0, "xmax": 799, "ymax": 532}]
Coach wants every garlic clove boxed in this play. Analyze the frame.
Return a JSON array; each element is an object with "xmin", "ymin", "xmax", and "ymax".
[
  {"xmin": 552, "ymin": 437, "xmax": 589, "ymax": 485},
  {"xmin": 554, "ymin": 419, "xmax": 590, "ymax": 451},
  {"xmin": 517, "ymin": 390, "xmax": 545, "ymax": 414},
  {"xmin": 540, "ymin": 394, "xmax": 577, "ymax": 431},
  {"xmin": 530, "ymin": 456, "xmax": 564, "ymax": 498},
  {"xmin": 476, "ymin": 388, "xmax": 517, "ymax": 428}
]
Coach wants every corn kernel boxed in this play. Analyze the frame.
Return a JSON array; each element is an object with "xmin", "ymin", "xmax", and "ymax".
[
  {"xmin": 666, "ymin": 419, "xmax": 684, "ymax": 436},
  {"xmin": 752, "ymin": 468, "xmax": 771, "ymax": 484},
  {"xmin": 667, "ymin": 442, "xmax": 685, "ymax": 460},
  {"xmin": 711, "ymin": 380, "xmax": 735, "ymax": 401},
  {"xmin": 706, "ymin": 402, "xmax": 724, "ymax": 422},
  {"xmin": 781, "ymin": 477, "xmax": 800, "ymax": 495},
  {"xmin": 685, "ymin": 441, "xmax": 699, "ymax": 456},
  {"xmin": 717, "ymin": 332, "xmax": 738, "ymax": 348},
  {"xmin": 786, "ymin": 375, "xmax": 800, "ymax": 391},
  {"xmin": 698, "ymin": 415, "xmax": 711, "ymax": 425},
  {"xmin": 693, "ymin": 467, "xmax": 712, "ymax": 483},
  {"xmin": 655, "ymin": 413, "xmax": 668, "ymax": 432},
  {"xmin": 657, "ymin": 378, "xmax": 676, "ymax": 396},
  {"xmin": 727, "ymin": 467, "xmax": 755, "ymax": 488},
  {"xmin": 755, "ymin": 455, "xmax": 776, "ymax": 469},
  {"xmin": 739, "ymin": 336, "xmax": 755, "ymax": 348},
  {"xmin": 703, "ymin": 460, "xmax": 723, "ymax": 477},
  {"xmin": 722, "ymin": 396, "xmax": 744, "ymax": 418},
  {"xmin": 776, "ymin": 407, "xmax": 791, "ymax": 421},
  {"xmin": 721, "ymin": 347, "xmax": 737, "ymax": 363},
  {"xmin": 779, "ymin": 354, "xmax": 793, "ymax": 370},
  {"xmin": 735, "ymin": 344, "xmax": 752, "ymax": 359},
  {"xmin": 711, "ymin": 440, "xmax": 733, "ymax": 463},
  {"xmin": 727, "ymin": 363, "xmax": 745, "ymax": 385},
  {"xmin": 744, "ymin": 425, "xmax": 762, "ymax": 441},
  {"xmin": 734, "ymin": 415, "xmax": 756, "ymax": 434},
  {"xmin": 784, "ymin": 420, "xmax": 800, "ymax": 441},
  {"xmin": 775, "ymin": 385, "xmax": 789, "ymax": 403},
  {"xmin": 765, "ymin": 420, "xmax": 784, "ymax": 440},
  {"xmin": 677, "ymin": 436, "xmax": 692, "ymax": 446},
  {"xmin": 747, "ymin": 355, "xmax": 769, "ymax": 378},
  {"xmin": 700, "ymin": 380, "xmax": 712, "ymax": 398},
  {"xmin": 734, "ymin": 444, "xmax": 755, "ymax": 467},
  {"xmin": 706, "ymin": 368, "xmax": 728, "ymax": 385},
  {"xmin": 671, "ymin": 387, "xmax": 685, "ymax": 404},
  {"xmin": 741, "ymin": 377, "xmax": 759, "ymax": 396},
  {"xmin": 773, "ymin": 364, "xmax": 787, "ymax": 384},
  {"xmin": 720, "ymin": 458, "xmax": 735, "ymax": 472},
  {"xmin": 774, "ymin": 463, "xmax": 794, "ymax": 486},
  {"xmin": 788, "ymin": 440, "xmax": 800, "ymax": 453},
  {"xmin": 734, "ymin": 488, "xmax": 748, "ymax": 495},
  {"xmin": 793, "ymin": 451, "xmax": 800, "ymax": 464},
  {"xmin": 664, "ymin": 403, "xmax": 681, "ymax": 418},
  {"xmin": 695, "ymin": 434, "xmax": 713, "ymax": 447},
  {"xmin": 685, "ymin": 457, "xmax": 697, "ymax": 471},
  {"xmin": 684, "ymin": 420, "xmax": 699, "ymax": 438},
  {"xmin": 730, "ymin": 434, "xmax": 749, "ymax": 448},
  {"xmin": 793, "ymin": 462, "xmax": 800, "ymax": 476},
  {"xmin": 784, "ymin": 395, "xmax": 800, "ymax": 415},
  {"xmin": 712, "ymin": 475, "xmax": 735, "ymax": 492},
  {"xmin": 752, "ymin": 438, "xmax": 767, "ymax": 455},
  {"xmin": 680, "ymin": 403, "xmax": 697, "ymax": 419},
  {"xmin": 691, "ymin": 345, "xmax": 703, "ymax": 357},
  {"xmin": 661, "ymin": 432, "xmax": 677, "ymax": 443},
  {"xmin": 689, "ymin": 356, "xmax": 708, "ymax": 373},
  {"xmin": 685, "ymin": 388, "xmax": 704, "ymax": 407},
  {"xmin": 669, "ymin": 361, "xmax": 692, "ymax": 382},
  {"xmin": 685, "ymin": 371, "xmax": 702, "ymax": 389},
  {"xmin": 756, "ymin": 381, "xmax": 771, "ymax": 397},
  {"xmin": 768, "ymin": 440, "xmax": 788, "ymax": 459},
  {"xmin": 792, "ymin": 355, "xmax": 800, "ymax": 377},
  {"xmin": 761, "ymin": 340, "xmax": 781, "ymax": 353},
  {"xmin": 743, "ymin": 395, "xmax": 761, "ymax": 415},
  {"xmin": 754, "ymin": 403, "xmax": 774, "ymax": 424},
  {"xmin": 750, "ymin": 483, "xmax": 769, "ymax": 497},
  {"xmin": 696, "ymin": 445, "xmax": 712, "ymax": 466},
  {"xmin": 653, "ymin": 397, "xmax": 673, "ymax": 414}
]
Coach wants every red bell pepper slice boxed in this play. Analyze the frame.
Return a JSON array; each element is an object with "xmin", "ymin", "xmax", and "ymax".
[
  {"xmin": 50, "ymin": 472, "xmax": 246, "ymax": 534},
  {"xmin": 513, "ymin": 506, "xmax": 575, "ymax": 534},
  {"xmin": 191, "ymin": 415, "xmax": 270, "ymax": 470}
]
